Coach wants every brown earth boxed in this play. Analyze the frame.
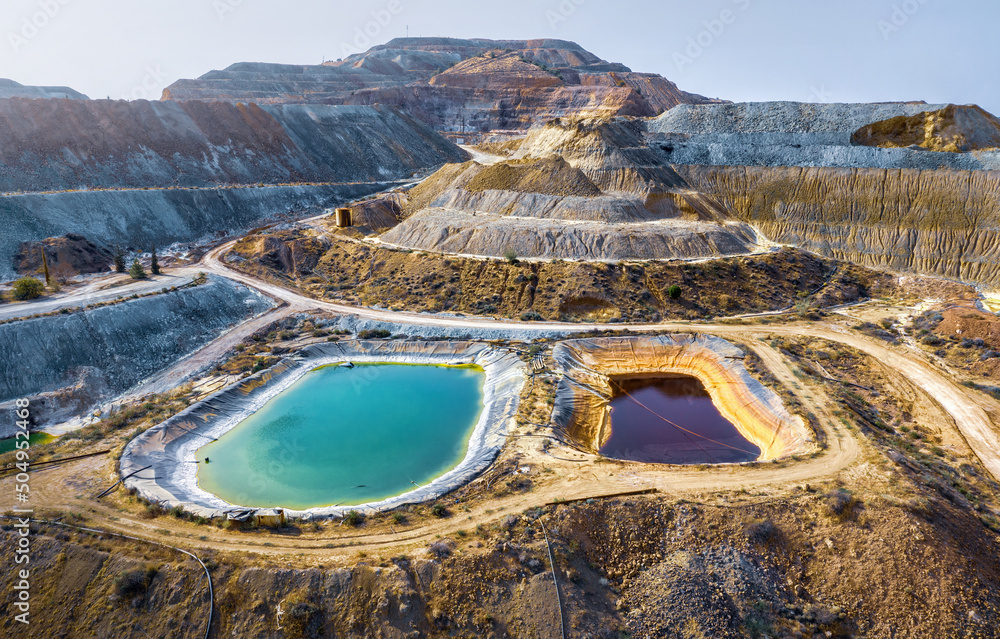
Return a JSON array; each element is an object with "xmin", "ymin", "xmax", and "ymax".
[
  {"xmin": 463, "ymin": 156, "xmax": 601, "ymax": 197},
  {"xmin": 852, "ymin": 104, "xmax": 1000, "ymax": 153},
  {"xmin": 13, "ymin": 233, "xmax": 112, "ymax": 278},
  {"xmin": 226, "ymin": 231, "xmax": 890, "ymax": 322}
]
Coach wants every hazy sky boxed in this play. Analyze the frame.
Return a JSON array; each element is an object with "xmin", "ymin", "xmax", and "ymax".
[{"xmin": 1, "ymin": 0, "xmax": 997, "ymax": 113}]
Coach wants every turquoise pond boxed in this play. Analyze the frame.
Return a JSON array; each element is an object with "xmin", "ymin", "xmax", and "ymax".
[
  {"xmin": 0, "ymin": 432, "xmax": 55, "ymax": 455},
  {"xmin": 197, "ymin": 363, "xmax": 486, "ymax": 509}
]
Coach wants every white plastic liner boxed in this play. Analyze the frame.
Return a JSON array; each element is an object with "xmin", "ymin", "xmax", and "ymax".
[{"xmin": 120, "ymin": 341, "xmax": 525, "ymax": 519}]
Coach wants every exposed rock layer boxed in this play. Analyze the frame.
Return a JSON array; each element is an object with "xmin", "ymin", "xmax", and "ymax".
[
  {"xmin": 852, "ymin": 105, "xmax": 1000, "ymax": 153},
  {"xmin": 0, "ymin": 182, "xmax": 386, "ymax": 280},
  {"xmin": 163, "ymin": 38, "xmax": 722, "ymax": 131},
  {"xmin": 675, "ymin": 164, "xmax": 1000, "ymax": 286},
  {"xmin": 0, "ymin": 276, "xmax": 272, "ymax": 412},
  {"xmin": 0, "ymin": 100, "xmax": 465, "ymax": 192},
  {"xmin": 649, "ymin": 101, "xmax": 1000, "ymax": 170}
]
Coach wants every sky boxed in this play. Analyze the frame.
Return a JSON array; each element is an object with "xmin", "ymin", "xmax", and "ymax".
[{"xmin": 1, "ymin": 0, "xmax": 997, "ymax": 113}]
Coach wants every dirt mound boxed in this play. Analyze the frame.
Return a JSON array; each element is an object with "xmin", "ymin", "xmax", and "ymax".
[
  {"xmin": 14, "ymin": 233, "xmax": 111, "ymax": 277},
  {"xmin": 429, "ymin": 51, "xmax": 562, "ymax": 89},
  {"xmin": 852, "ymin": 104, "xmax": 1000, "ymax": 152},
  {"xmin": 464, "ymin": 157, "xmax": 601, "ymax": 197}
]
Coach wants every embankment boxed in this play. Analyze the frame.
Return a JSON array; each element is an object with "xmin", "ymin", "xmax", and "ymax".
[
  {"xmin": 675, "ymin": 164, "xmax": 1000, "ymax": 287},
  {"xmin": 0, "ymin": 182, "xmax": 385, "ymax": 280},
  {"xmin": 121, "ymin": 341, "xmax": 525, "ymax": 519},
  {"xmin": 551, "ymin": 335, "xmax": 811, "ymax": 461},
  {"xmin": 0, "ymin": 276, "xmax": 273, "ymax": 432}
]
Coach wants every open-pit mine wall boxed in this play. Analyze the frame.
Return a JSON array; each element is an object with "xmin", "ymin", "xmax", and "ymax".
[
  {"xmin": 675, "ymin": 165, "xmax": 1000, "ymax": 287},
  {"xmin": 0, "ymin": 99, "xmax": 467, "ymax": 276},
  {"xmin": 0, "ymin": 100, "xmax": 465, "ymax": 191},
  {"xmin": 0, "ymin": 276, "xmax": 273, "ymax": 433},
  {"xmin": 0, "ymin": 182, "xmax": 384, "ymax": 281}
]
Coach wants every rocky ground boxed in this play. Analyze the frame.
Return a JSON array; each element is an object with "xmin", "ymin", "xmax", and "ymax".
[{"xmin": 225, "ymin": 229, "xmax": 888, "ymax": 322}]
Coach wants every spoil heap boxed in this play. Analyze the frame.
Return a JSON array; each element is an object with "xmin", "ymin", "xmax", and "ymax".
[
  {"xmin": 380, "ymin": 116, "xmax": 759, "ymax": 261},
  {"xmin": 851, "ymin": 104, "xmax": 1000, "ymax": 153}
]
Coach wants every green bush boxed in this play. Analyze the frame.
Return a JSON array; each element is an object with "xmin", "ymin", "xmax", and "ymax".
[
  {"xmin": 431, "ymin": 503, "xmax": 449, "ymax": 518},
  {"xmin": 343, "ymin": 510, "xmax": 364, "ymax": 527},
  {"xmin": 114, "ymin": 566, "xmax": 157, "ymax": 599},
  {"xmin": 358, "ymin": 328, "xmax": 391, "ymax": 339},
  {"xmin": 11, "ymin": 277, "xmax": 44, "ymax": 301},
  {"xmin": 129, "ymin": 258, "xmax": 147, "ymax": 280},
  {"xmin": 668, "ymin": 285, "xmax": 682, "ymax": 300},
  {"xmin": 503, "ymin": 248, "xmax": 519, "ymax": 264}
]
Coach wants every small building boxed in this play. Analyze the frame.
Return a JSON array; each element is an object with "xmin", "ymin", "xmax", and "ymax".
[
  {"xmin": 335, "ymin": 207, "xmax": 353, "ymax": 228},
  {"xmin": 254, "ymin": 508, "xmax": 286, "ymax": 527}
]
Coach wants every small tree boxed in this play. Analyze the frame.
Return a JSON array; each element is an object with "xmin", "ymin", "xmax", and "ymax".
[
  {"xmin": 113, "ymin": 246, "xmax": 126, "ymax": 273},
  {"xmin": 11, "ymin": 277, "xmax": 44, "ymax": 301},
  {"xmin": 39, "ymin": 247, "xmax": 51, "ymax": 287},
  {"xmin": 150, "ymin": 245, "xmax": 160, "ymax": 275},
  {"xmin": 503, "ymin": 248, "xmax": 518, "ymax": 264},
  {"xmin": 128, "ymin": 258, "xmax": 147, "ymax": 280},
  {"xmin": 668, "ymin": 285, "xmax": 682, "ymax": 300}
]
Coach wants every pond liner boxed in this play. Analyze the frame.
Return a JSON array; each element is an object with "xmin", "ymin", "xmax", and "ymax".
[
  {"xmin": 550, "ymin": 334, "xmax": 813, "ymax": 462},
  {"xmin": 120, "ymin": 341, "xmax": 525, "ymax": 520}
]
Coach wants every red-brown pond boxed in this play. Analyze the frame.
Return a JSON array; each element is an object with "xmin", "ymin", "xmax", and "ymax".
[{"xmin": 602, "ymin": 375, "xmax": 761, "ymax": 464}]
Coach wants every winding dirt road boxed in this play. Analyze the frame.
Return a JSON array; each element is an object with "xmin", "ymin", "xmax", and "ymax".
[
  {"xmin": 7, "ymin": 237, "xmax": 1000, "ymax": 559},
  {"xmin": 198, "ymin": 240, "xmax": 1000, "ymax": 484}
]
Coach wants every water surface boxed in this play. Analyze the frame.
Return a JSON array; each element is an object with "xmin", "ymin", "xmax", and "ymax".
[
  {"xmin": 602, "ymin": 375, "xmax": 760, "ymax": 464},
  {"xmin": 198, "ymin": 363, "xmax": 485, "ymax": 509}
]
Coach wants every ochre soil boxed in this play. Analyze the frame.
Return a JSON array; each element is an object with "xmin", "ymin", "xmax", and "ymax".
[{"xmin": 226, "ymin": 229, "xmax": 891, "ymax": 322}]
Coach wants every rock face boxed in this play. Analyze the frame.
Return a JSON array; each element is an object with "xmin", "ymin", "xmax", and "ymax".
[
  {"xmin": 162, "ymin": 38, "xmax": 722, "ymax": 131},
  {"xmin": 0, "ymin": 183, "xmax": 383, "ymax": 281},
  {"xmin": 0, "ymin": 78, "xmax": 87, "ymax": 100},
  {"xmin": 0, "ymin": 100, "xmax": 466, "ymax": 192},
  {"xmin": 649, "ymin": 101, "xmax": 1000, "ymax": 170},
  {"xmin": 0, "ymin": 276, "xmax": 272, "ymax": 417},
  {"xmin": 0, "ymin": 99, "xmax": 466, "ymax": 278},
  {"xmin": 852, "ymin": 104, "xmax": 1000, "ymax": 153},
  {"xmin": 637, "ymin": 102, "xmax": 1000, "ymax": 287},
  {"xmin": 675, "ymin": 164, "xmax": 1000, "ymax": 286}
]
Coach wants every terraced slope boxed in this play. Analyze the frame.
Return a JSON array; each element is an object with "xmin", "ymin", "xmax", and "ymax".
[
  {"xmin": 650, "ymin": 101, "xmax": 1000, "ymax": 170},
  {"xmin": 163, "ymin": 38, "xmax": 722, "ymax": 131},
  {"xmin": 381, "ymin": 117, "xmax": 758, "ymax": 261},
  {"xmin": 0, "ymin": 78, "xmax": 87, "ymax": 100},
  {"xmin": 0, "ymin": 100, "xmax": 465, "ymax": 192},
  {"xmin": 0, "ymin": 99, "xmax": 466, "ymax": 278}
]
